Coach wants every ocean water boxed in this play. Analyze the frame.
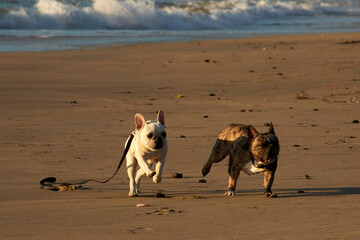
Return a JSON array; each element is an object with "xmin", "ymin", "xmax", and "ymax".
[{"xmin": 0, "ymin": 0, "xmax": 359, "ymax": 51}]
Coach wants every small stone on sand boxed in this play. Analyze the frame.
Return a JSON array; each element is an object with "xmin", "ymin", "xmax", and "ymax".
[
  {"xmin": 305, "ymin": 174, "xmax": 312, "ymax": 179},
  {"xmin": 136, "ymin": 203, "xmax": 150, "ymax": 207},
  {"xmin": 155, "ymin": 192, "xmax": 166, "ymax": 198},
  {"xmin": 296, "ymin": 90, "xmax": 310, "ymax": 100},
  {"xmin": 172, "ymin": 173, "xmax": 183, "ymax": 178}
]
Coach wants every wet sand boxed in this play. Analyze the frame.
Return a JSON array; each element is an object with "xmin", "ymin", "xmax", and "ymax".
[{"xmin": 0, "ymin": 33, "xmax": 359, "ymax": 239}]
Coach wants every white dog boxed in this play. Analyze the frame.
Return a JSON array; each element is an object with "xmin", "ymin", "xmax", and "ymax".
[{"xmin": 125, "ymin": 110, "xmax": 168, "ymax": 197}]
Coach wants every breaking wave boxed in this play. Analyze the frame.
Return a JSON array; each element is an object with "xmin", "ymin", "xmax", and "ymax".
[{"xmin": 0, "ymin": 0, "xmax": 359, "ymax": 30}]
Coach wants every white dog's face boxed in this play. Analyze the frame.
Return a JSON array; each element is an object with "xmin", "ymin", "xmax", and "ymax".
[
  {"xmin": 135, "ymin": 110, "xmax": 167, "ymax": 151},
  {"xmin": 139, "ymin": 121, "xmax": 166, "ymax": 150}
]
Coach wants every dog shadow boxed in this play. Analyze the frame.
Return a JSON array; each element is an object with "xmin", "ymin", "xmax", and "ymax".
[
  {"xmin": 204, "ymin": 187, "xmax": 360, "ymax": 198},
  {"xmin": 273, "ymin": 187, "xmax": 360, "ymax": 198},
  {"xmin": 154, "ymin": 187, "xmax": 360, "ymax": 199},
  {"xmin": 68, "ymin": 182, "xmax": 360, "ymax": 199}
]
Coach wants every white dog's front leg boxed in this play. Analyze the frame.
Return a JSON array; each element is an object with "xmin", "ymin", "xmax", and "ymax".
[
  {"xmin": 153, "ymin": 157, "xmax": 165, "ymax": 184},
  {"xmin": 135, "ymin": 168, "xmax": 146, "ymax": 193},
  {"xmin": 126, "ymin": 155, "xmax": 138, "ymax": 197},
  {"xmin": 135, "ymin": 154, "xmax": 155, "ymax": 177}
]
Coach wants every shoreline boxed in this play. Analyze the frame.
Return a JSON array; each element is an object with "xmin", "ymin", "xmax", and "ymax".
[
  {"xmin": 1, "ymin": 32, "xmax": 359, "ymax": 239},
  {"xmin": 0, "ymin": 30, "xmax": 359, "ymax": 53}
]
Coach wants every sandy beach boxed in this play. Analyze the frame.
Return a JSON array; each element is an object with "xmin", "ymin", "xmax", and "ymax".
[{"xmin": 0, "ymin": 32, "xmax": 359, "ymax": 239}]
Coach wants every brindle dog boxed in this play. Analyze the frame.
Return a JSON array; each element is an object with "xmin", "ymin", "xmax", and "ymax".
[{"xmin": 202, "ymin": 123, "xmax": 280, "ymax": 198}]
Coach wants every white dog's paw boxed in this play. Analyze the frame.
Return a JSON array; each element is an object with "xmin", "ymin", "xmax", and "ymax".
[
  {"xmin": 135, "ymin": 185, "xmax": 142, "ymax": 194},
  {"xmin": 128, "ymin": 189, "xmax": 139, "ymax": 197},
  {"xmin": 128, "ymin": 192, "xmax": 138, "ymax": 197},
  {"xmin": 153, "ymin": 176, "xmax": 161, "ymax": 184},
  {"xmin": 146, "ymin": 171, "xmax": 156, "ymax": 177},
  {"xmin": 224, "ymin": 190, "xmax": 236, "ymax": 196}
]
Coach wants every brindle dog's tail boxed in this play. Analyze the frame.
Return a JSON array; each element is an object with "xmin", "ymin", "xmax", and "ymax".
[{"xmin": 202, "ymin": 139, "xmax": 232, "ymax": 177}]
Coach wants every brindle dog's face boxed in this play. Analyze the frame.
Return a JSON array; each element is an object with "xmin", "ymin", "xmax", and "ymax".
[{"xmin": 248, "ymin": 123, "xmax": 279, "ymax": 165}]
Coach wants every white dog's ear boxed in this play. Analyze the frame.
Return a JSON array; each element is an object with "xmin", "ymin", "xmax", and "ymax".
[
  {"xmin": 134, "ymin": 113, "xmax": 145, "ymax": 130},
  {"xmin": 157, "ymin": 109, "xmax": 165, "ymax": 126},
  {"xmin": 248, "ymin": 125, "xmax": 259, "ymax": 139}
]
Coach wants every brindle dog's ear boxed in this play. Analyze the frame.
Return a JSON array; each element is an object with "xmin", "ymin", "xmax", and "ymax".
[
  {"xmin": 268, "ymin": 122, "xmax": 275, "ymax": 135},
  {"xmin": 248, "ymin": 125, "xmax": 259, "ymax": 140}
]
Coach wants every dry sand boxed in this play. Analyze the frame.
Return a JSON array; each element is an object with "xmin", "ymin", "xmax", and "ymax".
[{"xmin": 0, "ymin": 33, "xmax": 359, "ymax": 240}]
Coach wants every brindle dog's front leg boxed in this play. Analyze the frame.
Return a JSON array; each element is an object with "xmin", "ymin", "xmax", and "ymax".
[
  {"xmin": 225, "ymin": 156, "xmax": 241, "ymax": 196},
  {"xmin": 263, "ymin": 169, "xmax": 277, "ymax": 198}
]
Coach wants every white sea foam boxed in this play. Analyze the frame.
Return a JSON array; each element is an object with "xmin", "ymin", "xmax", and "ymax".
[{"xmin": 0, "ymin": 0, "xmax": 358, "ymax": 30}]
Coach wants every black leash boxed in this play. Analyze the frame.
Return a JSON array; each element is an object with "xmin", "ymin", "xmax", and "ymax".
[{"xmin": 40, "ymin": 132, "xmax": 135, "ymax": 188}]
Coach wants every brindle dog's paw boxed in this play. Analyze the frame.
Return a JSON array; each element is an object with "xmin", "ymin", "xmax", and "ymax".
[
  {"xmin": 265, "ymin": 191, "xmax": 277, "ymax": 198},
  {"xmin": 224, "ymin": 190, "xmax": 236, "ymax": 196}
]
